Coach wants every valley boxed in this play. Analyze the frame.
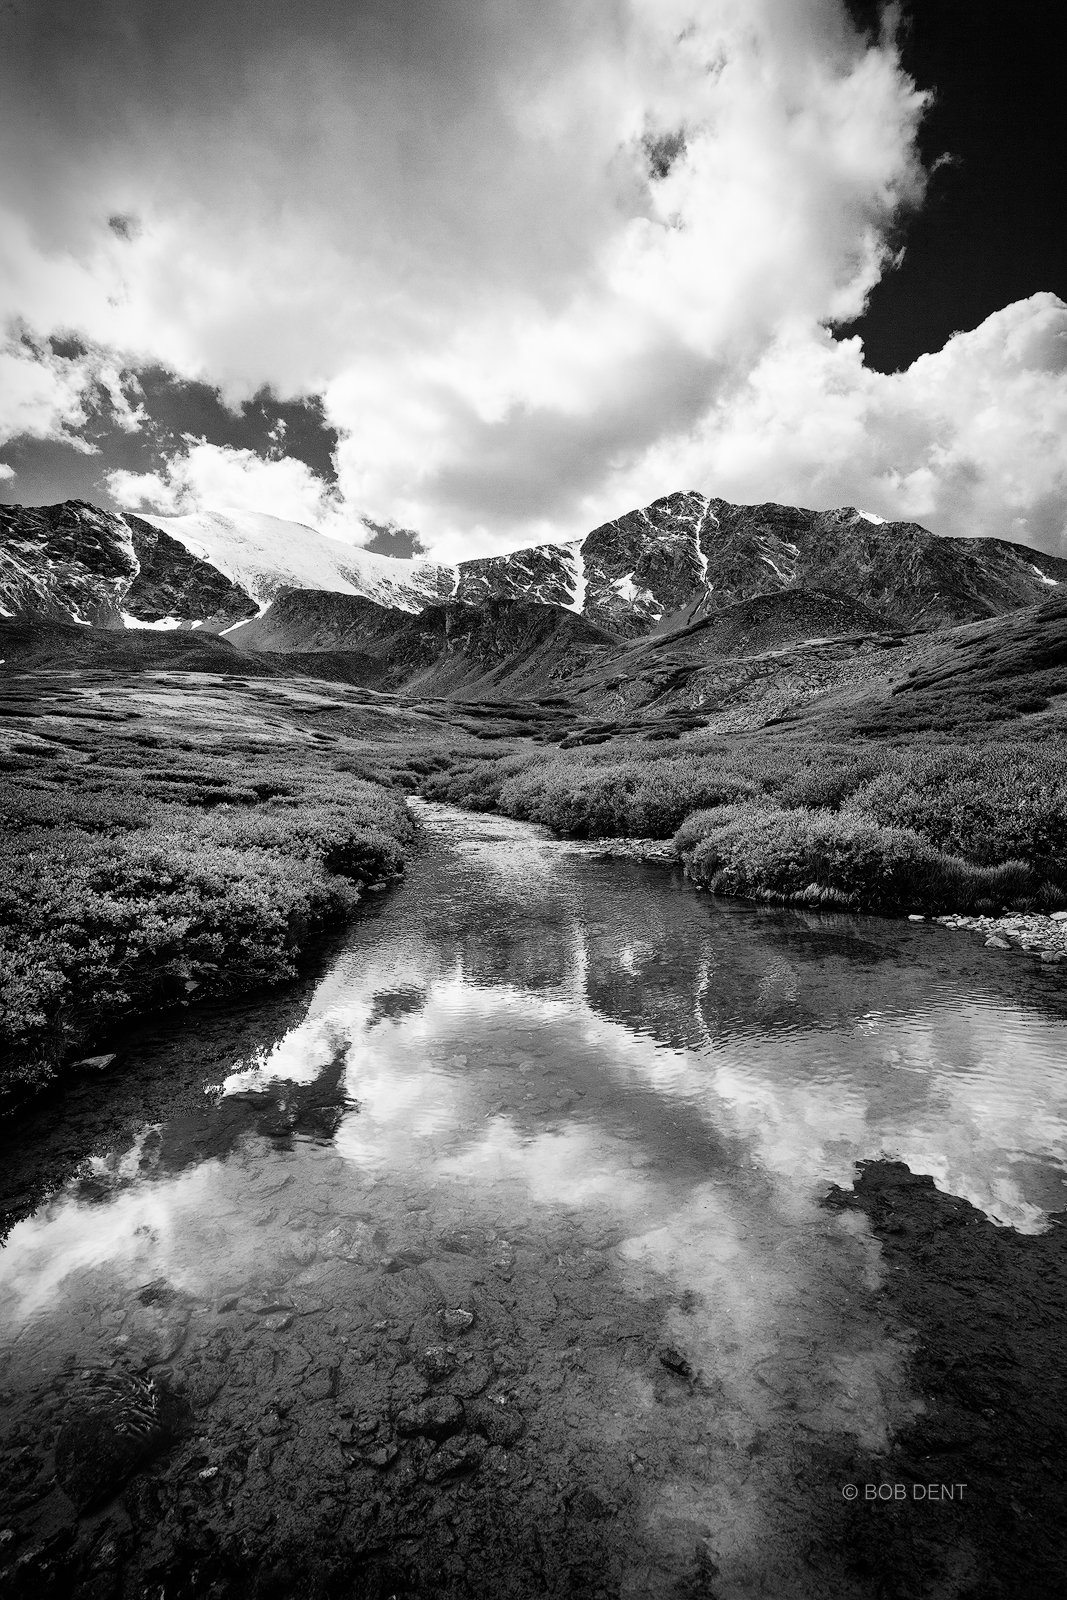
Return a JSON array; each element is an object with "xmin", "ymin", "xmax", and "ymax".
[
  {"xmin": 3, "ymin": 490, "xmax": 1067, "ymax": 1599},
  {"xmin": 3, "ymin": 489, "xmax": 1067, "ymax": 1098}
]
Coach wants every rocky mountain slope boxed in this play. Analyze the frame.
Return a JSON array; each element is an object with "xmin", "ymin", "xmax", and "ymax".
[
  {"xmin": 3, "ymin": 491, "xmax": 1065, "ymax": 658},
  {"xmin": 0, "ymin": 501, "xmax": 258, "ymax": 630},
  {"xmin": 226, "ymin": 589, "xmax": 618, "ymax": 698}
]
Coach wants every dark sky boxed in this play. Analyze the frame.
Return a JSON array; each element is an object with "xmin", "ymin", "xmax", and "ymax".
[
  {"xmin": 844, "ymin": 0, "xmax": 1064, "ymax": 371},
  {"xmin": 0, "ymin": 364, "xmax": 337, "ymax": 505}
]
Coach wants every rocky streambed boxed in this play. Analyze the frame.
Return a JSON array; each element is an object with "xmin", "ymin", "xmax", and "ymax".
[{"xmin": 3, "ymin": 804, "xmax": 1067, "ymax": 1598}]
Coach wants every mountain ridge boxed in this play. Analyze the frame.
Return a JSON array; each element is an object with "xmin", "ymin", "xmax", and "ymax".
[{"xmin": 3, "ymin": 492, "xmax": 1065, "ymax": 651}]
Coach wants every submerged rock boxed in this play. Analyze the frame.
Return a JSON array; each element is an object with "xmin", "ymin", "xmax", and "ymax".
[
  {"xmin": 423, "ymin": 1432, "xmax": 487, "ymax": 1482},
  {"xmin": 54, "ymin": 1370, "xmax": 181, "ymax": 1513},
  {"xmin": 657, "ymin": 1346, "xmax": 693, "ymax": 1378},
  {"xmin": 394, "ymin": 1394, "xmax": 465, "ymax": 1440}
]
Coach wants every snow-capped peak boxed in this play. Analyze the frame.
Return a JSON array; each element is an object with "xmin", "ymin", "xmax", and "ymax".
[{"xmin": 135, "ymin": 506, "xmax": 456, "ymax": 613}]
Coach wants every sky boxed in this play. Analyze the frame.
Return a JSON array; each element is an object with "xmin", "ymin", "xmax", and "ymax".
[{"xmin": 0, "ymin": 0, "xmax": 1064, "ymax": 562}]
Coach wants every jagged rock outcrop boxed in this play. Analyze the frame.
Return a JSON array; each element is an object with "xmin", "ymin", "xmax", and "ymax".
[
  {"xmin": 0, "ymin": 500, "xmax": 257, "ymax": 630},
  {"xmin": 0, "ymin": 501, "xmax": 139, "ymax": 626},
  {"xmin": 122, "ymin": 514, "xmax": 259, "ymax": 627},
  {"xmin": 693, "ymin": 500, "xmax": 1067, "ymax": 630}
]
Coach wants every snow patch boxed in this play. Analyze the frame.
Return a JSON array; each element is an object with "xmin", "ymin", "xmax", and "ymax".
[
  {"xmin": 122, "ymin": 612, "xmax": 184, "ymax": 631},
  {"xmin": 562, "ymin": 539, "xmax": 587, "ymax": 614},
  {"xmin": 857, "ymin": 510, "xmax": 886, "ymax": 525},
  {"xmin": 135, "ymin": 507, "xmax": 454, "ymax": 614},
  {"xmin": 759, "ymin": 553, "xmax": 791, "ymax": 582},
  {"xmin": 1030, "ymin": 564, "xmax": 1059, "ymax": 587}
]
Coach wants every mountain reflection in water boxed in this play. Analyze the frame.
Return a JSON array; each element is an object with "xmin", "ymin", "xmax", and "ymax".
[{"xmin": 2, "ymin": 801, "xmax": 1067, "ymax": 1598}]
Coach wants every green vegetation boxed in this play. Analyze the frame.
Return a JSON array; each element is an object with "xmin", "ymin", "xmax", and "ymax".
[
  {"xmin": 422, "ymin": 730, "xmax": 1067, "ymax": 914},
  {"xmin": 0, "ymin": 737, "xmax": 412, "ymax": 1096}
]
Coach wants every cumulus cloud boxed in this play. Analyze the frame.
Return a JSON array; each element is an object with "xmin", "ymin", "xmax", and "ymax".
[
  {"xmin": 3, "ymin": 0, "xmax": 1065, "ymax": 557},
  {"xmin": 624, "ymin": 291, "xmax": 1067, "ymax": 553},
  {"xmin": 108, "ymin": 441, "xmax": 352, "ymax": 537}
]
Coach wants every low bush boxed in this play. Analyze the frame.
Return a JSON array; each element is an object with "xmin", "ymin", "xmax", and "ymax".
[
  {"xmin": 843, "ymin": 744, "xmax": 1067, "ymax": 878},
  {"xmin": 675, "ymin": 803, "xmax": 1044, "ymax": 914},
  {"xmin": 0, "ymin": 744, "xmax": 413, "ymax": 1096}
]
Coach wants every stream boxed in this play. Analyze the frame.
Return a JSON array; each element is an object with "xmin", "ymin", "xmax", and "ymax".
[{"xmin": 3, "ymin": 802, "xmax": 1067, "ymax": 1598}]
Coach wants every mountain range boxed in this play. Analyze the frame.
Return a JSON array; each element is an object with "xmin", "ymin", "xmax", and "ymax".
[{"xmin": 3, "ymin": 490, "xmax": 1066, "ymax": 712}]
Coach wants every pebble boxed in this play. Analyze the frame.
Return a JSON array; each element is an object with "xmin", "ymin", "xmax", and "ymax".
[
  {"xmin": 937, "ymin": 912, "xmax": 1067, "ymax": 963},
  {"xmin": 657, "ymin": 1346, "xmax": 693, "ymax": 1379}
]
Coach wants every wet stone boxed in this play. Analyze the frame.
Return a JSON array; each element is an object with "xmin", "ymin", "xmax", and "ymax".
[
  {"xmin": 446, "ymin": 1353, "xmax": 494, "ymax": 1399},
  {"xmin": 423, "ymin": 1431, "xmax": 487, "ymax": 1482},
  {"xmin": 573, "ymin": 1487, "xmax": 616, "ymax": 1520},
  {"xmin": 657, "ymin": 1345, "xmax": 693, "ymax": 1378},
  {"xmin": 464, "ymin": 1397, "xmax": 526, "ymax": 1447},
  {"xmin": 419, "ymin": 1345, "xmax": 458, "ymax": 1382},
  {"xmin": 441, "ymin": 1307, "xmax": 475, "ymax": 1334},
  {"xmin": 394, "ymin": 1393, "xmax": 465, "ymax": 1440},
  {"xmin": 53, "ymin": 1371, "xmax": 179, "ymax": 1514}
]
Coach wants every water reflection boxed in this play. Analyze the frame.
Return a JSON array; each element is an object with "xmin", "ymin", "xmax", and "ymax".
[{"xmin": 3, "ymin": 802, "xmax": 1067, "ymax": 1596}]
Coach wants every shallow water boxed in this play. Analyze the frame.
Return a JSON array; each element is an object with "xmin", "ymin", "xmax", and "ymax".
[{"xmin": 3, "ymin": 802, "xmax": 1067, "ymax": 1597}]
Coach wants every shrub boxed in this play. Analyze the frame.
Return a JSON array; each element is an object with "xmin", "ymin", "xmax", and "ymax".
[
  {"xmin": 675, "ymin": 803, "xmax": 1041, "ymax": 914},
  {"xmin": 0, "ymin": 743, "xmax": 414, "ymax": 1095},
  {"xmin": 844, "ymin": 744, "xmax": 1067, "ymax": 881}
]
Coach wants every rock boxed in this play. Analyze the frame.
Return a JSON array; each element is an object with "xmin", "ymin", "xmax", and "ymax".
[
  {"xmin": 423, "ymin": 1433, "xmax": 487, "ymax": 1483},
  {"xmin": 441, "ymin": 1308, "xmax": 475, "ymax": 1334},
  {"xmin": 907, "ymin": 914, "xmax": 926, "ymax": 922},
  {"xmin": 73, "ymin": 1053, "xmax": 117, "ymax": 1072},
  {"xmin": 54, "ymin": 1371, "xmax": 178, "ymax": 1513},
  {"xmin": 573, "ymin": 1487, "xmax": 616, "ymax": 1520},
  {"xmin": 363, "ymin": 1442, "xmax": 398, "ymax": 1470},
  {"xmin": 464, "ymin": 1397, "xmax": 526, "ymax": 1447},
  {"xmin": 419, "ymin": 1346, "xmax": 458, "ymax": 1382},
  {"xmin": 984, "ymin": 937, "xmax": 1012, "ymax": 950},
  {"xmin": 1051, "ymin": 911, "xmax": 1067, "ymax": 922},
  {"xmin": 487, "ymin": 1239, "xmax": 515, "ymax": 1278},
  {"xmin": 1040, "ymin": 951, "xmax": 1065, "ymax": 965},
  {"xmin": 657, "ymin": 1345, "xmax": 693, "ymax": 1378},
  {"xmin": 446, "ymin": 1354, "xmax": 494, "ymax": 1399},
  {"xmin": 395, "ymin": 1394, "xmax": 465, "ymax": 1441}
]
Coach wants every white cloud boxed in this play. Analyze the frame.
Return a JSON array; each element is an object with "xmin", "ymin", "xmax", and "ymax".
[
  {"xmin": 3, "ymin": 1, "xmax": 1066, "ymax": 560},
  {"xmin": 624, "ymin": 291, "xmax": 1067, "ymax": 554},
  {"xmin": 107, "ymin": 441, "xmax": 352, "ymax": 537}
]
